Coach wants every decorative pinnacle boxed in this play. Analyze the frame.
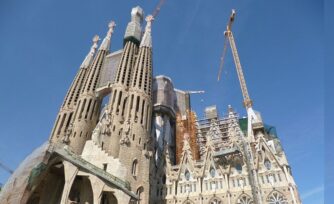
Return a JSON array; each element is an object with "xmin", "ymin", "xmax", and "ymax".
[
  {"xmin": 80, "ymin": 34, "xmax": 99, "ymax": 68},
  {"xmin": 99, "ymin": 20, "xmax": 116, "ymax": 50},
  {"xmin": 145, "ymin": 15, "xmax": 154, "ymax": 32},
  {"xmin": 140, "ymin": 15, "xmax": 154, "ymax": 48},
  {"xmin": 107, "ymin": 21, "xmax": 116, "ymax": 35},
  {"xmin": 90, "ymin": 35, "xmax": 100, "ymax": 54},
  {"xmin": 93, "ymin": 35, "xmax": 100, "ymax": 43}
]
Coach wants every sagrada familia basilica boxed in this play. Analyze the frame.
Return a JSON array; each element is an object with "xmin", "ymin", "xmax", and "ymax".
[{"xmin": 0, "ymin": 6, "xmax": 302, "ymax": 204}]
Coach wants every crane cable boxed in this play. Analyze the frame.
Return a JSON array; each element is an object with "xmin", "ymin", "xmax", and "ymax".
[{"xmin": 217, "ymin": 35, "xmax": 229, "ymax": 81}]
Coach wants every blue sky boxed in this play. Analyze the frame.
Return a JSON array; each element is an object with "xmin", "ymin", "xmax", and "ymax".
[{"xmin": 0, "ymin": 0, "xmax": 324, "ymax": 203}]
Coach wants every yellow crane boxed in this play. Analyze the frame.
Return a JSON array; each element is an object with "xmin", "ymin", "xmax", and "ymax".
[
  {"xmin": 218, "ymin": 9, "xmax": 252, "ymax": 109},
  {"xmin": 218, "ymin": 10, "xmax": 263, "ymax": 132},
  {"xmin": 218, "ymin": 10, "xmax": 264, "ymax": 204}
]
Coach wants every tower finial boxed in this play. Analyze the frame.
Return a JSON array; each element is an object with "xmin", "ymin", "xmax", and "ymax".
[
  {"xmin": 80, "ymin": 35, "xmax": 100, "ymax": 68},
  {"xmin": 140, "ymin": 15, "xmax": 154, "ymax": 48},
  {"xmin": 145, "ymin": 15, "xmax": 154, "ymax": 32},
  {"xmin": 93, "ymin": 34, "xmax": 100, "ymax": 44},
  {"xmin": 90, "ymin": 35, "xmax": 100, "ymax": 53},
  {"xmin": 99, "ymin": 20, "xmax": 116, "ymax": 51},
  {"xmin": 107, "ymin": 21, "xmax": 116, "ymax": 36}
]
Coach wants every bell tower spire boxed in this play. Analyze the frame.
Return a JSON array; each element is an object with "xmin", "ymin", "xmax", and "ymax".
[
  {"xmin": 103, "ymin": 7, "xmax": 143, "ymax": 157},
  {"xmin": 67, "ymin": 21, "xmax": 116, "ymax": 154},
  {"xmin": 117, "ymin": 14, "xmax": 155, "ymax": 204},
  {"xmin": 99, "ymin": 21, "xmax": 116, "ymax": 51},
  {"xmin": 50, "ymin": 35, "xmax": 99, "ymax": 144}
]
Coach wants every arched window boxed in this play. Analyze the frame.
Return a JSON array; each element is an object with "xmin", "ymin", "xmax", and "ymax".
[
  {"xmin": 268, "ymin": 174, "xmax": 276, "ymax": 185},
  {"xmin": 236, "ymin": 163, "xmax": 242, "ymax": 173},
  {"xmin": 210, "ymin": 167, "xmax": 216, "ymax": 177},
  {"xmin": 185, "ymin": 170, "xmax": 190, "ymax": 181},
  {"xmin": 132, "ymin": 160, "xmax": 138, "ymax": 176},
  {"xmin": 237, "ymin": 194, "xmax": 254, "ymax": 204},
  {"xmin": 266, "ymin": 191, "xmax": 288, "ymax": 204},
  {"xmin": 264, "ymin": 159, "xmax": 271, "ymax": 170},
  {"xmin": 136, "ymin": 187, "xmax": 144, "ymax": 204}
]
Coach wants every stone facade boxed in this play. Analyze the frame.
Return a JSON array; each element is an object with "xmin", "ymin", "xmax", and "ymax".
[
  {"xmin": 161, "ymin": 106, "xmax": 301, "ymax": 204},
  {"xmin": 0, "ymin": 5, "xmax": 302, "ymax": 204}
]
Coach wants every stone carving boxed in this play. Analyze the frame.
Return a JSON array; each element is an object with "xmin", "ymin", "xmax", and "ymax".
[
  {"xmin": 120, "ymin": 134, "xmax": 130, "ymax": 146},
  {"xmin": 92, "ymin": 108, "xmax": 112, "ymax": 146},
  {"xmin": 62, "ymin": 123, "xmax": 73, "ymax": 144},
  {"xmin": 101, "ymin": 108, "xmax": 112, "ymax": 136},
  {"xmin": 120, "ymin": 120, "xmax": 131, "ymax": 146},
  {"xmin": 124, "ymin": 120, "xmax": 131, "ymax": 135}
]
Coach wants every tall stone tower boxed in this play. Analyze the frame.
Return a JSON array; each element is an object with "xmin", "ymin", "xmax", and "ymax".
[
  {"xmin": 104, "ymin": 6, "xmax": 144, "ymax": 157},
  {"xmin": 0, "ymin": 6, "xmax": 302, "ymax": 204},
  {"xmin": 53, "ymin": 22, "xmax": 116, "ymax": 154},
  {"xmin": 117, "ymin": 14, "xmax": 155, "ymax": 204},
  {"xmin": 49, "ymin": 35, "xmax": 99, "ymax": 145},
  {"xmin": 97, "ymin": 7, "xmax": 155, "ymax": 203}
]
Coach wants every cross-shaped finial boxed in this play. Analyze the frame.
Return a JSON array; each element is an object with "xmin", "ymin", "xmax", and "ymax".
[
  {"xmin": 92, "ymin": 35, "xmax": 100, "ymax": 43},
  {"xmin": 145, "ymin": 15, "xmax": 154, "ymax": 23},
  {"xmin": 108, "ymin": 21, "xmax": 116, "ymax": 29}
]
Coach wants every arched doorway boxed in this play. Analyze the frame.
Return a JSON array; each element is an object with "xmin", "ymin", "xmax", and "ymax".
[
  {"xmin": 100, "ymin": 191, "xmax": 118, "ymax": 204},
  {"xmin": 27, "ymin": 162, "xmax": 65, "ymax": 204},
  {"xmin": 68, "ymin": 176, "xmax": 93, "ymax": 204}
]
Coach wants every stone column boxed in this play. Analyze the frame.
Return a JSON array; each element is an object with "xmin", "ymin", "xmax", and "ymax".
[
  {"xmin": 88, "ymin": 175, "xmax": 105, "ymax": 204},
  {"xmin": 60, "ymin": 161, "xmax": 78, "ymax": 204}
]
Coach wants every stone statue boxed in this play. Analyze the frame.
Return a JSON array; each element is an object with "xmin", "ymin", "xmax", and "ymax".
[
  {"xmin": 92, "ymin": 108, "xmax": 112, "ymax": 146},
  {"xmin": 62, "ymin": 123, "xmax": 73, "ymax": 143}
]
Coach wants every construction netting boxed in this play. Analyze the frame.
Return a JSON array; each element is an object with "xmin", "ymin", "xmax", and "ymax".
[
  {"xmin": 0, "ymin": 142, "xmax": 50, "ymax": 203},
  {"xmin": 238, "ymin": 118, "xmax": 278, "ymax": 139}
]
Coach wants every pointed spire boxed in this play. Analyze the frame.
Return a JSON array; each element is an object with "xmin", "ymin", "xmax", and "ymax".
[
  {"xmin": 140, "ymin": 15, "xmax": 154, "ymax": 48},
  {"xmin": 206, "ymin": 133, "xmax": 214, "ymax": 148},
  {"xmin": 228, "ymin": 104, "xmax": 237, "ymax": 118},
  {"xmin": 80, "ymin": 35, "xmax": 99, "ymax": 68},
  {"xmin": 99, "ymin": 21, "xmax": 116, "ymax": 51}
]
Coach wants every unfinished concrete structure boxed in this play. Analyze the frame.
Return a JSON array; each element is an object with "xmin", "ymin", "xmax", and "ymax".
[{"xmin": 0, "ymin": 6, "xmax": 301, "ymax": 204}]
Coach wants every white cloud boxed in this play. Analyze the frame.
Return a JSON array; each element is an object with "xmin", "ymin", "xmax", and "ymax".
[{"xmin": 301, "ymin": 185, "xmax": 324, "ymax": 200}]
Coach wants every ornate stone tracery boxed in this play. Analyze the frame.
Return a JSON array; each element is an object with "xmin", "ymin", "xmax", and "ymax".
[
  {"xmin": 266, "ymin": 191, "xmax": 288, "ymax": 204},
  {"xmin": 237, "ymin": 194, "xmax": 254, "ymax": 204}
]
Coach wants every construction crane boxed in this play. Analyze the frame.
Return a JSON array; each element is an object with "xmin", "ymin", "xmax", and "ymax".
[
  {"xmin": 218, "ymin": 9, "xmax": 253, "ymax": 109},
  {"xmin": 183, "ymin": 90, "xmax": 205, "ymax": 111},
  {"xmin": 218, "ymin": 10, "xmax": 263, "ymax": 130},
  {"xmin": 217, "ymin": 10, "xmax": 264, "ymax": 204},
  {"xmin": 0, "ymin": 162, "xmax": 13, "ymax": 174}
]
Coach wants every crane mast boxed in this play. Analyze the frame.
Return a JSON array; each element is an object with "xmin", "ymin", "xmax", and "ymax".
[
  {"xmin": 219, "ymin": 10, "xmax": 264, "ymax": 204},
  {"xmin": 224, "ymin": 10, "xmax": 252, "ymax": 109}
]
